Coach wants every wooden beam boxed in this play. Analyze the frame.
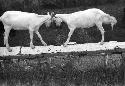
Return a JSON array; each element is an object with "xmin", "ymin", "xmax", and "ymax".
[{"xmin": 0, "ymin": 41, "xmax": 125, "ymax": 57}]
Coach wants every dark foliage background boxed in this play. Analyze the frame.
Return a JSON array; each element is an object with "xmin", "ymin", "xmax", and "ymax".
[{"xmin": 0, "ymin": 0, "xmax": 121, "ymax": 11}]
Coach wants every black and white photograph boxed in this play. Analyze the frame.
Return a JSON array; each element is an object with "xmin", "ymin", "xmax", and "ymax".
[{"xmin": 0, "ymin": 0, "xmax": 125, "ymax": 86}]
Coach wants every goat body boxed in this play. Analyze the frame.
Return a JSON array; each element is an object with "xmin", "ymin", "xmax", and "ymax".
[
  {"xmin": 0, "ymin": 11, "xmax": 52, "ymax": 52},
  {"xmin": 1, "ymin": 11, "xmax": 51, "ymax": 30},
  {"xmin": 54, "ymin": 8, "xmax": 117, "ymax": 46}
]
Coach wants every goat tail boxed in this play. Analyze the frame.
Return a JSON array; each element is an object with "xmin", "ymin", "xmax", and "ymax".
[{"xmin": 0, "ymin": 17, "xmax": 2, "ymax": 21}]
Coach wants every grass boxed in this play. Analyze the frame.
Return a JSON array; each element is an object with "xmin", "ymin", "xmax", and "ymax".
[{"xmin": 0, "ymin": 52, "xmax": 124, "ymax": 86}]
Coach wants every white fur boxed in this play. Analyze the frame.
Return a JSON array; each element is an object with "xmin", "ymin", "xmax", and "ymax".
[
  {"xmin": 0, "ymin": 11, "xmax": 52, "ymax": 52},
  {"xmin": 53, "ymin": 8, "xmax": 117, "ymax": 46}
]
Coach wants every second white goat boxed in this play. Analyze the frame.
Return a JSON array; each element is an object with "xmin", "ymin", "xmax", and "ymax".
[{"xmin": 53, "ymin": 8, "xmax": 117, "ymax": 46}]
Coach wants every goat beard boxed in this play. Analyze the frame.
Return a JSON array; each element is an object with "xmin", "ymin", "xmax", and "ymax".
[
  {"xmin": 56, "ymin": 22, "xmax": 61, "ymax": 26},
  {"xmin": 55, "ymin": 17, "xmax": 62, "ymax": 26},
  {"xmin": 45, "ymin": 20, "xmax": 51, "ymax": 27},
  {"xmin": 111, "ymin": 23, "xmax": 114, "ymax": 30}
]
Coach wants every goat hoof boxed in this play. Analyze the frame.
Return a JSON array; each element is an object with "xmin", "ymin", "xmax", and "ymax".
[
  {"xmin": 7, "ymin": 48, "xmax": 12, "ymax": 52},
  {"xmin": 31, "ymin": 45, "xmax": 35, "ymax": 49},
  {"xmin": 43, "ymin": 44, "xmax": 47, "ymax": 46},
  {"xmin": 100, "ymin": 42, "xmax": 104, "ymax": 45},
  {"xmin": 63, "ymin": 44, "xmax": 68, "ymax": 47}
]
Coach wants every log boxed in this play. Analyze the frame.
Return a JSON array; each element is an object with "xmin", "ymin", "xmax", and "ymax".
[{"xmin": 0, "ymin": 41, "xmax": 125, "ymax": 57}]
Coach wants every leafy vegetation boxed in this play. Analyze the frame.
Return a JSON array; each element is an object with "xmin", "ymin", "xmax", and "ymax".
[
  {"xmin": 0, "ymin": 0, "xmax": 123, "ymax": 11},
  {"xmin": 0, "ymin": 52, "xmax": 124, "ymax": 86}
]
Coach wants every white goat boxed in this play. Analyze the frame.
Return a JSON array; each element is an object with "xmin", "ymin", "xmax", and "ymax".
[
  {"xmin": 0, "ymin": 11, "xmax": 53, "ymax": 52},
  {"xmin": 53, "ymin": 8, "xmax": 117, "ymax": 46}
]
